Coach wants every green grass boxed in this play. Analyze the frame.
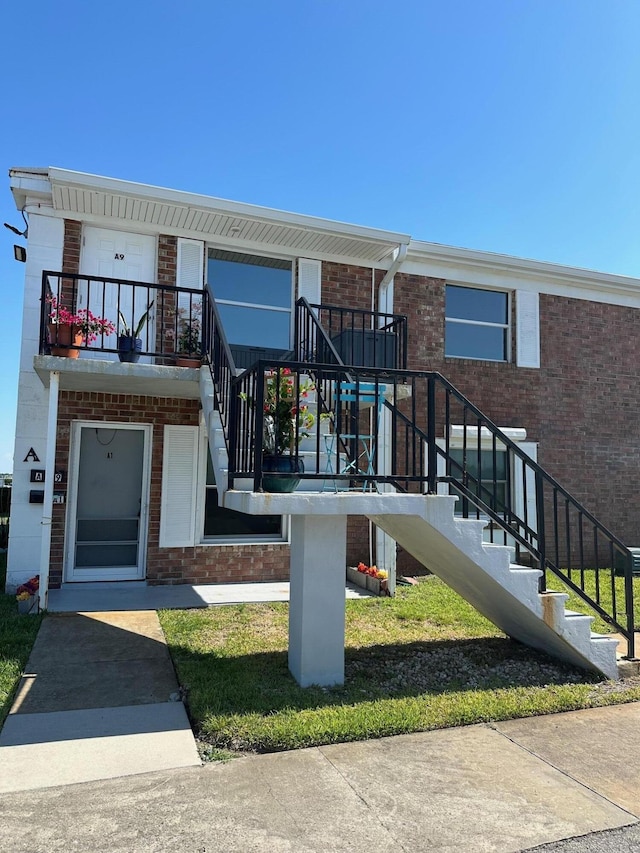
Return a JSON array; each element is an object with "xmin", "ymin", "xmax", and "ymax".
[
  {"xmin": 0, "ymin": 553, "xmax": 43, "ymax": 725},
  {"xmin": 160, "ymin": 578, "xmax": 640, "ymax": 756}
]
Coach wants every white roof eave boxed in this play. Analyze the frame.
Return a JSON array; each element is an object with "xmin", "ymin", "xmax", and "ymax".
[
  {"xmin": 46, "ymin": 167, "xmax": 409, "ymax": 264},
  {"xmin": 408, "ymin": 239, "xmax": 640, "ymax": 298}
]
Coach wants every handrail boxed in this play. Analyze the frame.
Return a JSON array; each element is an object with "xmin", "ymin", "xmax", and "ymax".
[
  {"xmin": 295, "ymin": 298, "xmax": 408, "ymax": 370},
  {"xmin": 227, "ymin": 360, "xmax": 635, "ymax": 657},
  {"xmin": 425, "ymin": 371, "xmax": 635, "ymax": 655},
  {"xmin": 202, "ymin": 283, "xmax": 239, "ymax": 446},
  {"xmin": 294, "ymin": 297, "xmax": 345, "ymax": 368}
]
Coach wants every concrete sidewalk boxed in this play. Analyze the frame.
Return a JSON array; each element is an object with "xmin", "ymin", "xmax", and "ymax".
[
  {"xmin": 0, "ymin": 611, "xmax": 201, "ymax": 790},
  {"xmin": 2, "ymin": 606, "xmax": 640, "ymax": 851},
  {"xmin": 1, "ymin": 704, "xmax": 640, "ymax": 852}
]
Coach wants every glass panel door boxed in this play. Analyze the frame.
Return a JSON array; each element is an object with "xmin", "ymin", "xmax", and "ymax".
[{"xmin": 68, "ymin": 426, "xmax": 148, "ymax": 581}]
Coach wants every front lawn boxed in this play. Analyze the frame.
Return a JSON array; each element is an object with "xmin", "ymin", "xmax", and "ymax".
[
  {"xmin": 0, "ymin": 553, "xmax": 43, "ymax": 724},
  {"xmin": 160, "ymin": 577, "xmax": 640, "ymax": 756}
]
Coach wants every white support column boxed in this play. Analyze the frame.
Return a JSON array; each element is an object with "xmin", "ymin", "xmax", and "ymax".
[
  {"xmin": 375, "ymin": 403, "xmax": 397, "ymax": 594},
  {"xmin": 39, "ymin": 371, "xmax": 60, "ymax": 610},
  {"xmin": 288, "ymin": 514, "xmax": 347, "ymax": 687}
]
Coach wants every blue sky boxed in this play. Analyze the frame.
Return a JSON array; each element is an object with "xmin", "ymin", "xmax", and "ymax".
[{"xmin": 1, "ymin": 0, "xmax": 639, "ymax": 470}]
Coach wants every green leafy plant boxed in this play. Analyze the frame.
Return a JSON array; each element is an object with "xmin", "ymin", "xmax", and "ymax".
[
  {"xmin": 177, "ymin": 303, "xmax": 202, "ymax": 356},
  {"xmin": 118, "ymin": 301, "xmax": 154, "ymax": 338}
]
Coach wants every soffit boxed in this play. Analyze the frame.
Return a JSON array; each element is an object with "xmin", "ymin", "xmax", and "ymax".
[{"xmin": 48, "ymin": 169, "xmax": 408, "ymax": 265}]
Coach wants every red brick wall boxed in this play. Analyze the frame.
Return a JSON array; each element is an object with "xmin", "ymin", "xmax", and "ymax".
[
  {"xmin": 393, "ymin": 272, "xmax": 640, "ymax": 562},
  {"xmin": 63, "ymin": 220, "xmax": 81, "ymax": 274},
  {"xmin": 321, "ymin": 262, "xmax": 381, "ymax": 311},
  {"xmin": 50, "ymin": 391, "xmax": 290, "ymax": 587}
]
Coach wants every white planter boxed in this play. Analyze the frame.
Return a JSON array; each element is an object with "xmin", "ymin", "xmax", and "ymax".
[{"xmin": 17, "ymin": 595, "xmax": 38, "ymax": 615}]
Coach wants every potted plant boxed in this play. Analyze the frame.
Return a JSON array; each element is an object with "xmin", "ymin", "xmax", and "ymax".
[
  {"xmin": 47, "ymin": 297, "xmax": 116, "ymax": 358},
  {"xmin": 117, "ymin": 302, "xmax": 154, "ymax": 363},
  {"xmin": 176, "ymin": 304, "xmax": 203, "ymax": 367},
  {"xmin": 16, "ymin": 575, "xmax": 39, "ymax": 614},
  {"xmin": 243, "ymin": 368, "xmax": 315, "ymax": 492}
]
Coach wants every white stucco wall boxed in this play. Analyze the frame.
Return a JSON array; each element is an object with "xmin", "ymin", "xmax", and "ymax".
[{"xmin": 6, "ymin": 211, "xmax": 64, "ymax": 591}]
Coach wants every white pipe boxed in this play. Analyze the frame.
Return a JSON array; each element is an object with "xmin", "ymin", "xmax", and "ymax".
[
  {"xmin": 39, "ymin": 371, "xmax": 60, "ymax": 611},
  {"xmin": 377, "ymin": 243, "xmax": 408, "ymax": 321},
  {"xmin": 375, "ymin": 244, "xmax": 407, "ymax": 591}
]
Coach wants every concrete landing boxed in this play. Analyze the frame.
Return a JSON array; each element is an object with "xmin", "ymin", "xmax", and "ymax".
[
  {"xmin": 0, "ymin": 611, "xmax": 201, "ymax": 792},
  {"xmin": 47, "ymin": 580, "xmax": 370, "ymax": 612}
]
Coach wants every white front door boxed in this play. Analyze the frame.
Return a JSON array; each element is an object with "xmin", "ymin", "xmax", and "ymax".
[
  {"xmin": 66, "ymin": 423, "xmax": 152, "ymax": 582},
  {"xmin": 79, "ymin": 227, "xmax": 157, "ymax": 360}
]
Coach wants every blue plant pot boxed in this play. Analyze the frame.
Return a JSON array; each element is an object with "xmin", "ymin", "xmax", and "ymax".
[
  {"xmin": 262, "ymin": 455, "xmax": 304, "ymax": 493},
  {"xmin": 118, "ymin": 335, "xmax": 142, "ymax": 363}
]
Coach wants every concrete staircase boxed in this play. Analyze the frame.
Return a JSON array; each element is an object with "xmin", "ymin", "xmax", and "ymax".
[
  {"xmin": 202, "ymin": 367, "xmax": 621, "ymax": 680},
  {"xmin": 366, "ymin": 495, "xmax": 620, "ymax": 679}
]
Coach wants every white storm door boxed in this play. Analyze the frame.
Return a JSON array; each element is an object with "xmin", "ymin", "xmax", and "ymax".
[
  {"xmin": 79, "ymin": 227, "xmax": 157, "ymax": 360},
  {"xmin": 66, "ymin": 423, "xmax": 152, "ymax": 582}
]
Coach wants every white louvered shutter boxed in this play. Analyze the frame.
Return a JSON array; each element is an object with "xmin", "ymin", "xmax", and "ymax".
[
  {"xmin": 516, "ymin": 290, "xmax": 540, "ymax": 368},
  {"xmin": 297, "ymin": 259, "xmax": 322, "ymax": 309},
  {"xmin": 159, "ymin": 425, "xmax": 199, "ymax": 547},
  {"xmin": 177, "ymin": 239, "xmax": 204, "ymax": 290}
]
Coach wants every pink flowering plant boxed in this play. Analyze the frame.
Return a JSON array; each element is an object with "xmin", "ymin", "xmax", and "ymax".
[{"xmin": 48, "ymin": 296, "xmax": 116, "ymax": 344}]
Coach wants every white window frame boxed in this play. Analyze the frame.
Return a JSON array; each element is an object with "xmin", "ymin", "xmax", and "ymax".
[
  {"xmin": 445, "ymin": 283, "xmax": 511, "ymax": 363},
  {"xmin": 196, "ymin": 421, "xmax": 289, "ymax": 546},
  {"xmin": 206, "ymin": 246, "xmax": 295, "ymax": 349},
  {"xmin": 436, "ymin": 427, "xmax": 537, "ymax": 537}
]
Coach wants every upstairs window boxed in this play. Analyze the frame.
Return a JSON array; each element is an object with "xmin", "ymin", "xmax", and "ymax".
[
  {"xmin": 445, "ymin": 285, "xmax": 509, "ymax": 361},
  {"xmin": 207, "ymin": 249, "xmax": 293, "ymax": 351}
]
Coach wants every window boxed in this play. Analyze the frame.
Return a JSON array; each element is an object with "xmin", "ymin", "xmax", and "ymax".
[
  {"xmin": 436, "ymin": 428, "xmax": 537, "ymax": 532},
  {"xmin": 445, "ymin": 285, "xmax": 509, "ymax": 361},
  {"xmin": 449, "ymin": 448, "xmax": 507, "ymax": 516},
  {"xmin": 207, "ymin": 249, "xmax": 293, "ymax": 351},
  {"xmin": 203, "ymin": 448, "xmax": 282, "ymax": 540}
]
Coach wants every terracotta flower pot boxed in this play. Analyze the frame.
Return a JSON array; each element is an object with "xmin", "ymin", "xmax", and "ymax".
[
  {"xmin": 49, "ymin": 324, "xmax": 83, "ymax": 358},
  {"xmin": 176, "ymin": 355, "xmax": 202, "ymax": 368}
]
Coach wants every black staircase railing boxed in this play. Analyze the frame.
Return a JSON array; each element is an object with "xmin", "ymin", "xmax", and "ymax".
[
  {"xmin": 425, "ymin": 372, "xmax": 635, "ymax": 656},
  {"xmin": 45, "ymin": 270, "xmax": 633, "ymax": 659},
  {"xmin": 225, "ymin": 362, "xmax": 636, "ymax": 658},
  {"xmin": 202, "ymin": 283, "xmax": 238, "ymax": 444}
]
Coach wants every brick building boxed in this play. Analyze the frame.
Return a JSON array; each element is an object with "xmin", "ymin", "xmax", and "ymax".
[{"xmin": 6, "ymin": 168, "xmax": 640, "ymax": 635}]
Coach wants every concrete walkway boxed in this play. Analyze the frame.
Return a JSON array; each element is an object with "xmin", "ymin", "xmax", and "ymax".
[{"xmin": 0, "ymin": 611, "xmax": 201, "ymax": 791}]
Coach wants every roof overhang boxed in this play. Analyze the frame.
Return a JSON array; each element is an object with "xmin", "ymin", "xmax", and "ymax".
[
  {"xmin": 38, "ymin": 168, "xmax": 409, "ymax": 265},
  {"xmin": 407, "ymin": 239, "xmax": 640, "ymax": 301}
]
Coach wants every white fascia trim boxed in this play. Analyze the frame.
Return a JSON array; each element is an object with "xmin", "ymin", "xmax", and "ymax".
[
  {"xmin": 9, "ymin": 169, "xmax": 54, "ymax": 210},
  {"xmin": 47, "ymin": 168, "xmax": 410, "ymax": 247},
  {"xmin": 204, "ymin": 235, "xmax": 398, "ymax": 269},
  {"xmin": 407, "ymin": 239, "xmax": 640, "ymax": 304}
]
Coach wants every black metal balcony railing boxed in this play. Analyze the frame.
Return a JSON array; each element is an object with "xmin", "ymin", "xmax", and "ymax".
[
  {"xmin": 295, "ymin": 298, "xmax": 407, "ymax": 371},
  {"xmin": 40, "ymin": 271, "xmax": 204, "ymax": 361}
]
